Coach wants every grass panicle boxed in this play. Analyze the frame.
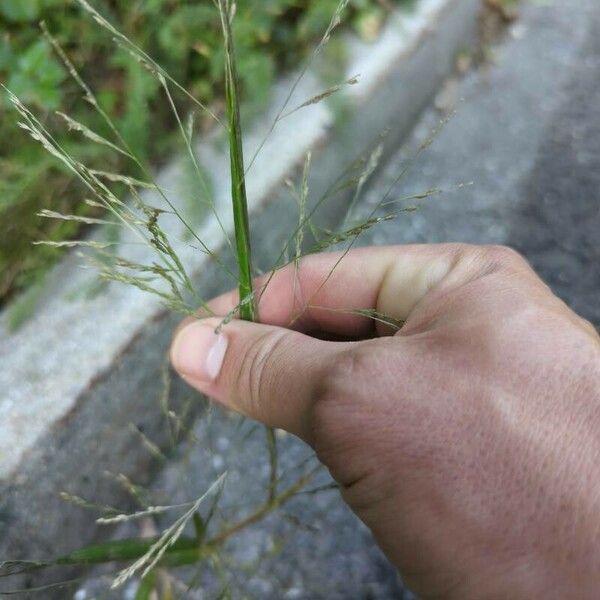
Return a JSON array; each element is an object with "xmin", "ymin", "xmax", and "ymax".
[{"xmin": 0, "ymin": 0, "xmax": 442, "ymax": 596}]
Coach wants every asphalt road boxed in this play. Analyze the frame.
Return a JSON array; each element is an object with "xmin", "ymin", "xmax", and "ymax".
[{"xmin": 361, "ymin": 0, "xmax": 600, "ymax": 328}]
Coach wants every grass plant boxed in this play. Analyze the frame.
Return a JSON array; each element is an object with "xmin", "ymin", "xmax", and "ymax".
[
  {"xmin": 0, "ymin": 0, "xmax": 442, "ymax": 596},
  {"xmin": 0, "ymin": 0, "xmax": 406, "ymax": 312}
]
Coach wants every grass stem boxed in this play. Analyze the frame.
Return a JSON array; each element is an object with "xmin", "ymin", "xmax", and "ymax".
[{"xmin": 219, "ymin": 0, "xmax": 256, "ymax": 322}]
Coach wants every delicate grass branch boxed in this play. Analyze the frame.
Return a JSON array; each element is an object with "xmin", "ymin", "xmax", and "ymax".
[{"xmin": 205, "ymin": 468, "xmax": 318, "ymax": 548}]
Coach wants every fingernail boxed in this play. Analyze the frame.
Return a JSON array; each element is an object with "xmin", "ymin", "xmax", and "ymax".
[{"xmin": 171, "ymin": 322, "xmax": 228, "ymax": 382}]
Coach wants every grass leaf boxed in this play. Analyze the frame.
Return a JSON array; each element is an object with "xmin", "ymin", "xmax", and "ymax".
[{"xmin": 111, "ymin": 472, "xmax": 227, "ymax": 588}]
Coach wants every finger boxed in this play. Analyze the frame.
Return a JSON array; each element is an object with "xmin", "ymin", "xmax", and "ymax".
[
  {"xmin": 207, "ymin": 244, "xmax": 474, "ymax": 337},
  {"xmin": 170, "ymin": 317, "xmax": 348, "ymax": 443}
]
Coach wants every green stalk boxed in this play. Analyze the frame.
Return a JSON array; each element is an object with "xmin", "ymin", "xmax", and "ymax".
[
  {"xmin": 219, "ymin": 1, "xmax": 278, "ymax": 499},
  {"xmin": 219, "ymin": 0, "xmax": 256, "ymax": 322}
]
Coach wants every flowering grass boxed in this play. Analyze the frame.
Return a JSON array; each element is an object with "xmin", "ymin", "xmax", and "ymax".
[{"xmin": 0, "ymin": 0, "xmax": 443, "ymax": 596}]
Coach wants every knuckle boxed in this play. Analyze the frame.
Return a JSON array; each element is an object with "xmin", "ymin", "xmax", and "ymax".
[
  {"xmin": 310, "ymin": 345, "xmax": 414, "ymax": 498},
  {"xmin": 446, "ymin": 244, "xmax": 529, "ymax": 281},
  {"xmin": 310, "ymin": 346, "xmax": 380, "ymax": 462},
  {"xmin": 315, "ymin": 348, "xmax": 370, "ymax": 407},
  {"xmin": 238, "ymin": 329, "xmax": 288, "ymax": 414},
  {"xmin": 444, "ymin": 241, "xmax": 474, "ymax": 257},
  {"xmin": 482, "ymin": 244, "xmax": 527, "ymax": 270}
]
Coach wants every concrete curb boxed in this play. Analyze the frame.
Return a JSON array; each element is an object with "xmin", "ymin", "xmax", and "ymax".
[{"xmin": 0, "ymin": 0, "xmax": 482, "ymax": 577}]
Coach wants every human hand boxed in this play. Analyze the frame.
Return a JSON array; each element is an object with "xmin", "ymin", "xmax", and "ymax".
[{"xmin": 170, "ymin": 244, "xmax": 600, "ymax": 599}]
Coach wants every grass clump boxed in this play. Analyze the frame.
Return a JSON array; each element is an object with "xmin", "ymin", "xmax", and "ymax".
[
  {"xmin": 0, "ymin": 0, "xmax": 408, "ymax": 311},
  {"xmin": 0, "ymin": 0, "xmax": 437, "ymax": 596}
]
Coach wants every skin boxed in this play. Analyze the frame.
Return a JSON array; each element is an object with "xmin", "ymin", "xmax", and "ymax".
[{"xmin": 170, "ymin": 244, "xmax": 600, "ymax": 599}]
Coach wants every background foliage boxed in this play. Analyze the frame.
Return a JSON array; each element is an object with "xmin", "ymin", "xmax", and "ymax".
[{"xmin": 0, "ymin": 0, "xmax": 402, "ymax": 307}]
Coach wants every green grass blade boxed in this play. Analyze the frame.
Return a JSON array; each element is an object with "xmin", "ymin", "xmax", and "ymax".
[
  {"xmin": 134, "ymin": 571, "xmax": 158, "ymax": 600},
  {"xmin": 57, "ymin": 537, "xmax": 196, "ymax": 566}
]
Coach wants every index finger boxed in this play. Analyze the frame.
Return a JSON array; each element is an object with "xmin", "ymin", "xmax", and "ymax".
[{"xmin": 207, "ymin": 244, "xmax": 471, "ymax": 337}]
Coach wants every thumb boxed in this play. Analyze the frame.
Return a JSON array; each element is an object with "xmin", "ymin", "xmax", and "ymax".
[{"xmin": 170, "ymin": 318, "xmax": 343, "ymax": 442}]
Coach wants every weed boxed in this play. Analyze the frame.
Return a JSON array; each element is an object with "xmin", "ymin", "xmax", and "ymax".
[
  {"xmin": 0, "ymin": 0, "xmax": 409, "ymax": 309},
  {"xmin": 1, "ymin": 0, "xmax": 432, "ymax": 596}
]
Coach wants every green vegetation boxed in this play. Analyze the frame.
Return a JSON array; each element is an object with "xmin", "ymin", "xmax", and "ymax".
[
  {"xmin": 0, "ymin": 0, "xmax": 402, "ymax": 307},
  {"xmin": 0, "ymin": 0, "xmax": 421, "ymax": 594},
  {"xmin": 0, "ymin": 0, "xmax": 523, "ymax": 594}
]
